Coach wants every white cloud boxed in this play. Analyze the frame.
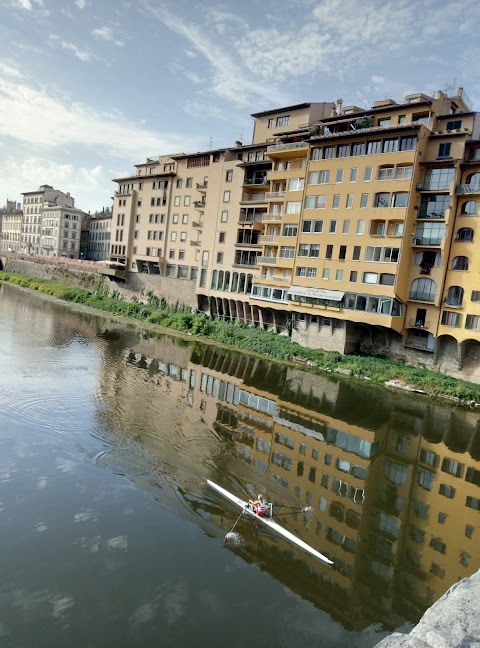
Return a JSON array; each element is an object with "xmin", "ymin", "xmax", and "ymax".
[
  {"xmin": 91, "ymin": 26, "xmax": 125, "ymax": 47},
  {"xmin": 9, "ymin": 0, "xmax": 44, "ymax": 9},
  {"xmin": 138, "ymin": 1, "xmax": 287, "ymax": 107},
  {"xmin": 0, "ymin": 62, "xmax": 202, "ymax": 161},
  {"xmin": 75, "ymin": 0, "xmax": 86, "ymax": 8},
  {"xmin": 48, "ymin": 34, "xmax": 94, "ymax": 63},
  {"xmin": 168, "ymin": 62, "xmax": 202, "ymax": 85}
]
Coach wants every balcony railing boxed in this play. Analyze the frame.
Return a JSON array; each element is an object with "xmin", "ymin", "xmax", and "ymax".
[
  {"xmin": 258, "ymin": 256, "xmax": 277, "ymax": 265},
  {"xmin": 253, "ymin": 274, "xmax": 290, "ymax": 283},
  {"xmin": 455, "ymin": 184, "xmax": 480, "ymax": 195},
  {"xmin": 234, "ymin": 241, "xmax": 261, "ymax": 248},
  {"xmin": 262, "ymin": 213, "xmax": 283, "ymax": 222},
  {"xmin": 412, "ymin": 236, "xmax": 443, "ymax": 246},
  {"xmin": 193, "ymin": 201, "xmax": 206, "ymax": 209},
  {"xmin": 192, "ymin": 220, "xmax": 204, "ymax": 228},
  {"xmin": 196, "ymin": 182, "xmax": 208, "ymax": 190},
  {"xmin": 267, "ymin": 141, "xmax": 308, "ymax": 152},
  {"xmin": 259, "ymin": 234, "xmax": 280, "ymax": 243},
  {"xmin": 408, "ymin": 319, "xmax": 430, "ymax": 328},
  {"xmin": 244, "ymin": 177, "xmax": 268, "ymax": 186},
  {"xmin": 409, "ymin": 291, "xmax": 435, "ymax": 302},
  {"xmin": 265, "ymin": 191, "xmax": 285, "ymax": 200},
  {"xmin": 417, "ymin": 182, "xmax": 452, "ymax": 191},
  {"xmin": 232, "ymin": 262, "xmax": 259, "ymax": 269},
  {"xmin": 444, "ymin": 299, "xmax": 463, "ymax": 308},
  {"xmin": 416, "ymin": 210, "xmax": 446, "ymax": 220}
]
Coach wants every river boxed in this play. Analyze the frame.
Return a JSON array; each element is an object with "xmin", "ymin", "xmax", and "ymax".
[{"xmin": 1, "ymin": 282, "xmax": 479, "ymax": 647}]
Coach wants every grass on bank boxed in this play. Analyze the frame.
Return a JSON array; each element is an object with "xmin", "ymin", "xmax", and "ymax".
[{"xmin": 2, "ymin": 270, "xmax": 480, "ymax": 403}]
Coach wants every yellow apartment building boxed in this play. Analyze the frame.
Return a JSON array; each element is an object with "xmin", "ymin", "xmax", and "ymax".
[{"xmin": 109, "ymin": 89, "xmax": 480, "ymax": 377}]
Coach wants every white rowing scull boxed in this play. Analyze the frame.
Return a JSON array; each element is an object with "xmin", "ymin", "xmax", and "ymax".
[{"xmin": 207, "ymin": 479, "xmax": 333, "ymax": 565}]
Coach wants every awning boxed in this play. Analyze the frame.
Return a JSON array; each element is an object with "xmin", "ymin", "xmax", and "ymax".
[{"xmin": 287, "ymin": 286, "xmax": 345, "ymax": 301}]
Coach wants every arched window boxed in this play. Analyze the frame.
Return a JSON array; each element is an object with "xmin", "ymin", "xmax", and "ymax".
[
  {"xmin": 246, "ymin": 274, "xmax": 253, "ymax": 293},
  {"xmin": 466, "ymin": 172, "xmax": 480, "ymax": 187},
  {"xmin": 231, "ymin": 272, "xmax": 239, "ymax": 292},
  {"xmin": 452, "ymin": 256, "xmax": 469, "ymax": 271},
  {"xmin": 410, "ymin": 277, "xmax": 436, "ymax": 301},
  {"xmin": 224, "ymin": 271, "xmax": 231, "ymax": 291},
  {"xmin": 456, "ymin": 227, "xmax": 474, "ymax": 241},
  {"xmin": 211, "ymin": 270, "xmax": 217, "ymax": 290},
  {"xmin": 461, "ymin": 200, "xmax": 478, "ymax": 215},
  {"xmin": 445, "ymin": 286, "xmax": 464, "ymax": 307},
  {"xmin": 239, "ymin": 273, "xmax": 246, "ymax": 292},
  {"xmin": 218, "ymin": 270, "xmax": 224, "ymax": 291}
]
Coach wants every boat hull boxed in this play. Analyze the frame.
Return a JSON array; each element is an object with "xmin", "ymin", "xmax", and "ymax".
[{"xmin": 207, "ymin": 479, "xmax": 333, "ymax": 565}]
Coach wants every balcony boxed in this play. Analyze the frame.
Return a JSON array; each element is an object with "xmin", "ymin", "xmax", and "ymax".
[
  {"xmin": 412, "ymin": 236, "xmax": 443, "ymax": 246},
  {"xmin": 262, "ymin": 213, "xmax": 283, "ymax": 222},
  {"xmin": 409, "ymin": 291, "xmax": 435, "ymax": 302},
  {"xmin": 115, "ymin": 190, "xmax": 131, "ymax": 197},
  {"xmin": 259, "ymin": 234, "xmax": 280, "ymax": 243},
  {"xmin": 267, "ymin": 141, "xmax": 309, "ymax": 152},
  {"xmin": 190, "ymin": 240, "xmax": 200, "ymax": 246},
  {"xmin": 258, "ymin": 256, "xmax": 277, "ymax": 265},
  {"xmin": 416, "ymin": 182, "xmax": 451, "ymax": 192},
  {"xmin": 240, "ymin": 196, "xmax": 266, "ymax": 205},
  {"xmin": 265, "ymin": 191, "xmax": 285, "ymax": 200},
  {"xmin": 456, "ymin": 184, "xmax": 480, "ymax": 195},
  {"xmin": 192, "ymin": 220, "xmax": 204, "ymax": 228},
  {"xmin": 196, "ymin": 182, "xmax": 208, "ymax": 191},
  {"xmin": 193, "ymin": 200, "xmax": 206, "ymax": 210},
  {"xmin": 232, "ymin": 262, "xmax": 259, "ymax": 269},
  {"xmin": 253, "ymin": 274, "xmax": 290, "ymax": 284},
  {"xmin": 416, "ymin": 210, "xmax": 446, "ymax": 220},
  {"xmin": 234, "ymin": 241, "xmax": 261, "ymax": 248},
  {"xmin": 443, "ymin": 299, "xmax": 463, "ymax": 309},
  {"xmin": 243, "ymin": 177, "xmax": 268, "ymax": 187},
  {"xmin": 408, "ymin": 319, "xmax": 431, "ymax": 328}
]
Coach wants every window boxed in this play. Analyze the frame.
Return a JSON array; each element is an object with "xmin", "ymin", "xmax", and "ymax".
[
  {"xmin": 398, "ymin": 115, "xmax": 406, "ymax": 124},
  {"xmin": 445, "ymin": 285, "xmax": 464, "ymax": 307},
  {"xmin": 378, "ymin": 117, "xmax": 391, "ymax": 127},
  {"xmin": 218, "ymin": 231, "xmax": 226, "ymax": 243},
  {"xmin": 174, "ymin": 196, "xmax": 180, "ymax": 206},
  {"xmin": 363, "ymin": 272, "xmax": 378, "ymax": 284},
  {"xmin": 374, "ymin": 193, "xmax": 390, "ymax": 208},
  {"xmin": 446, "ymin": 120, "xmax": 462, "ymax": 130},
  {"xmin": 171, "ymin": 231, "xmax": 177, "ymax": 241},
  {"xmin": 283, "ymin": 224, "xmax": 298, "ymax": 236},
  {"xmin": 360, "ymin": 193, "xmax": 368, "ymax": 208},
  {"xmin": 326, "ymin": 245, "xmax": 333, "ymax": 259},
  {"xmin": 392, "ymin": 192, "xmax": 408, "ymax": 207},
  {"xmin": 225, "ymin": 169, "xmax": 233, "ymax": 182},
  {"xmin": 441, "ymin": 310, "xmax": 461, "ymax": 327},
  {"xmin": 169, "ymin": 248, "xmax": 175, "ymax": 259},
  {"xmin": 466, "ymin": 315, "xmax": 480, "ymax": 331},
  {"xmin": 324, "ymin": 146, "xmax": 335, "ymax": 159},
  {"xmin": 337, "ymin": 145, "xmax": 349, "ymax": 158},
  {"xmin": 439, "ymin": 484, "xmax": 455, "ymax": 499},
  {"xmin": 182, "ymin": 213, "xmax": 189, "ymax": 224},
  {"xmin": 342, "ymin": 220, "xmax": 350, "ymax": 234},
  {"xmin": 221, "ymin": 210, "xmax": 228, "ymax": 222},
  {"xmin": 336, "ymin": 169, "xmax": 344, "ymax": 183},
  {"xmin": 223, "ymin": 190, "xmax": 230, "ymax": 202},
  {"xmin": 364, "ymin": 166, "xmax": 373, "ymax": 181},
  {"xmin": 178, "ymin": 250, "xmax": 185, "ymax": 260},
  {"xmin": 322, "ymin": 268, "xmax": 330, "ymax": 280},
  {"xmin": 452, "ymin": 256, "xmax": 469, "ymax": 271},
  {"xmin": 305, "ymin": 194, "xmax": 327, "ymax": 209},
  {"xmin": 335, "ymin": 269, "xmax": 343, "ymax": 281},
  {"xmin": 352, "ymin": 245, "xmax": 361, "ymax": 260},
  {"xmin": 286, "ymin": 201, "xmax": 301, "ymax": 214},
  {"xmin": 186, "ymin": 178, "xmax": 193, "ymax": 187},
  {"xmin": 471, "ymin": 291, "xmax": 480, "ymax": 302},
  {"xmin": 352, "ymin": 142, "xmax": 366, "ymax": 156},
  {"xmin": 329, "ymin": 220, "xmax": 337, "ymax": 233},
  {"xmin": 350, "ymin": 271, "xmax": 357, "ymax": 282},
  {"xmin": 172, "ymin": 213, "xmax": 179, "ymax": 224},
  {"xmin": 276, "ymin": 115, "xmax": 290, "ymax": 126},
  {"xmin": 333, "ymin": 194, "xmax": 340, "ymax": 209},
  {"xmin": 346, "ymin": 194, "xmax": 354, "ymax": 208},
  {"xmin": 461, "ymin": 200, "xmax": 478, "ymax": 215},
  {"xmin": 180, "ymin": 231, "xmax": 187, "ymax": 241},
  {"xmin": 307, "ymin": 170, "xmax": 329, "ymax": 184},
  {"xmin": 400, "ymin": 136, "xmax": 416, "ymax": 151},
  {"xmin": 349, "ymin": 168, "xmax": 358, "ymax": 182},
  {"xmin": 268, "ymin": 118, "xmax": 274, "ymax": 128},
  {"xmin": 302, "ymin": 220, "xmax": 323, "ymax": 233},
  {"xmin": 367, "ymin": 140, "xmax": 381, "ymax": 155},
  {"xmin": 456, "ymin": 227, "xmax": 474, "ymax": 241},
  {"xmin": 295, "ymin": 266, "xmax": 317, "ymax": 278},
  {"xmin": 216, "ymin": 252, "xmax": 224, "ymax": 263},
  {"xmin": 356, "ymin": 220, "xmax": 365, "ymax": 235},
  {"xmin": 288, "ymin": 178, "xmax": 305, "ymax": 191},
  {"xmin": 438, "ymin": 143, "xmax": 451, "ymax": 158}
]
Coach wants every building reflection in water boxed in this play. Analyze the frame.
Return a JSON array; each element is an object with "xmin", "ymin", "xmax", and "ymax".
[{"xmin": 96, "ymin": 326, "xmax": 480, "ymax": 632}]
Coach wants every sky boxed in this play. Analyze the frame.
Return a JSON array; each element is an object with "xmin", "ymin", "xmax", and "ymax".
[{"xmin": 1, "ymin": 0, "xmax": 479, "ymax": 213}]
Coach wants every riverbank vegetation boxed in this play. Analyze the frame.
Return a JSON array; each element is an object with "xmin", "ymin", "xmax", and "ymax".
[{"xmin": 2, "ymin": 270, "xmax": 480, "ymax": 403}]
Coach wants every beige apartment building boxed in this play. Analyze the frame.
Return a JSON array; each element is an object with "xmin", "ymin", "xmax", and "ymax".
[
  {"xmin": 86, "ymin": 212, "xmax": 112, "ymax": 261},
  {"xmin": 0, "ymin": 200, "xmax": 23, "ymax": 253},
  {"xmin": 109, "ymin": 90, "xmax": 480, "ymax": 374}
]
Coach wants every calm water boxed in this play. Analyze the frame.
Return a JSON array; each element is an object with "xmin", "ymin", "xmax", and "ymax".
[{"xmin": 1, "ymin": 283, "xmax": 480, "ymax": 648}]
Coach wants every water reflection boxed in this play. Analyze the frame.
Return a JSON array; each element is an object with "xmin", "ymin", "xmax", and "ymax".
[
  {"xmin": 93, "ymin": 324, "xmax": 480, "ymax": 633},
  {"xmin": 1, "ymin": 283, "xmax": 480, "ymax": 643}
]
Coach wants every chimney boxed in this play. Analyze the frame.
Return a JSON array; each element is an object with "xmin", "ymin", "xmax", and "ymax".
[{"xmin": 234, "ymin": 140, "xmax": 242, "ymax": 148}]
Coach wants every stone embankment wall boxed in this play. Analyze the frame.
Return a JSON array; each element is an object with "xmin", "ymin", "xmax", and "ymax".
[
  {"xmin": 0, "ymin": 255, "xmax": 197, "ymax": 310},
  {"xmin": 375, "ymin": 569, "xmax": 480, "ymax": 647}
]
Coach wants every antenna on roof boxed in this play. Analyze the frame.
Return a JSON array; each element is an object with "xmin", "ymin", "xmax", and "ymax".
[{"xmin": 208, "ymin": 136, "xmax": 213, "ymax": 149}]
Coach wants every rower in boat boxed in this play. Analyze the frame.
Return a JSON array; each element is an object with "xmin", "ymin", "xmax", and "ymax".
[{"xmin": 248, "ymin": 493, "xmax": 268, "ymax": 516}]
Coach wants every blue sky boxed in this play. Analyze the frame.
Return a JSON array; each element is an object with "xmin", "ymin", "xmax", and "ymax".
[{"xmin": 1, "ymin": 0, "xmax": 479, "ymax": 212}]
